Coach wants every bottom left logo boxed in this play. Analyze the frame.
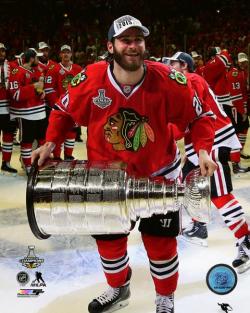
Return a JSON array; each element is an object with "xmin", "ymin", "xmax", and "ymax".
[
  {"xmin": 17, "ymin": 289, "xmax": 45, "ymax": 297},
  {"xmin": 17, "ymin": 246, "xmax": 46, "ymax": 297},
  {"xmin": 16, "ymin": 271, "xmax": 47, "ymax": 297}
]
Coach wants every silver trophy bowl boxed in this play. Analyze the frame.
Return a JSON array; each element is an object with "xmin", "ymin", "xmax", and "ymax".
[{"xmin": 26, "ymin": 160, "xmax": 210, "ymax": 239}]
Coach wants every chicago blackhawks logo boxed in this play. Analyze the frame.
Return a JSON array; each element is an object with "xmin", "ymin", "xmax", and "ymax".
[
  {"xmin": 104, "ymin": 108, "xmax": 155, "ymax": 151},
  {"xmin": 62, "ymin": 74, "xmax": 74, "ymax": 90},
  {"xmin": 71, "ymin": 71, "xmax": 87, "ymax": 87}
]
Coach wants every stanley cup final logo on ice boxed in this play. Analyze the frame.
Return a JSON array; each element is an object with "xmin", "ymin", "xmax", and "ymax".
[{"xmin": 19, "ymin": 246, "xmax": 44, "ymax": 269}]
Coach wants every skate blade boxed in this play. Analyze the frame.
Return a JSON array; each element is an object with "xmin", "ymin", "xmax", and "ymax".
[
  {"xmin": 0, "ymin": 170, "xmax": 17, "ymax": 177},
  {"xmin": 104, "ymin": 299, "xmax": 129, "ymax": 313},
  {"xmin": 181, "ymin": 235, "xmax": 208, "ymax": 247},
  {"xmin": 236, "ymin": 260, "xmax": 250, "ymax": 274}
]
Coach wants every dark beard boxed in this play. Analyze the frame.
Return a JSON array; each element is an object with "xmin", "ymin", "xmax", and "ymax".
[{"xmin": 113, "ymin": 47, "xmax": 145, "ymax": 72}]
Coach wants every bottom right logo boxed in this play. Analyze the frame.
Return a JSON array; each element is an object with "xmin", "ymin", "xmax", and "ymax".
[{"xmin": 206, "ymin": 263, "xmax": 237, "ymax": 295}]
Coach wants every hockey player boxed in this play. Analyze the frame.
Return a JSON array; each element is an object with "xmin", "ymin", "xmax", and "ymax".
[
  {"xmin": 165, "ymin": 51, "xmax": 250, "ymax": 274},
  {"xmin": 32, "ymin": 15, "xmax": 216, "ymax": 313},
  {"xmin": 190, "ymin": 51, "xmax": 204, "ymax": 76},
  {"xmin": 227, "ymin": 61, "xmax": 250, "ymax": 171},
  {"xmin": 8, "ymin": 48, "xmax": 47, "ymax": 174},
  {"xmin": 237, "ymin": 52, "xmax": 250, "ymax": 159},
  {"xmin": 51, "ymin": 44, "xmax": 82, "ymax": 160},
  {"xmin": 203, "ymin": 47, "xmax": 248, "ymax": 173},
  {"xmin": 0, "ymin": 43, "xmax": 17, "ymax": 174}
]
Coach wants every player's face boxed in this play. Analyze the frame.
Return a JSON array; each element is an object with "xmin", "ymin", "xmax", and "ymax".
[
  {"xmin": 104, "ymin": 113, "xmax": 124, "ymax": 145},
  {"xmin": 108, "ymin": 28, "xmax": 146, "ymax": 71},
  {"xmin": 40, "ymin": 48, "xmax": 49, "ymax": 62},
  {"xmin": 60, "ymin": 49, "xmax": 72, "ymax": 62},
  {"xmin": 239, "ymin": 61, "xmax": 248, "ymax": 71},
  {"xmin": 193, "ymin": 56, "xmax": 200, "ymax": 67},
  {"xmin": 0, "ymin": 48, "xmax": 6, "ymax": 63},
  {"xmin": 170, "ymin": 60, "xmax": 183, "ymax": 72}
]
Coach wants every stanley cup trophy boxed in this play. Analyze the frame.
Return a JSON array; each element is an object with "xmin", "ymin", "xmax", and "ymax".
[{"xmin": 26, "ymin": 160, "xmax": 211, "ymax": 239}]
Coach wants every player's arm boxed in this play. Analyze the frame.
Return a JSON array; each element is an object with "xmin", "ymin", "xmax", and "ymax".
[
  {"xmin": 8, "ymin": 70, "xmax": 44, "ymax": 101},
  {"xmin": 166, "ymin": 76, "xmax": 216, "ymax": 176}
]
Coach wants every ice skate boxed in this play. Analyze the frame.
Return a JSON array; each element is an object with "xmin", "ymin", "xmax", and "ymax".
[
  {"xmin": 88, "ymin": 268, "xmax": 131, "ymax": 313},
  {"xmin": 182, "ymin": 221, "xmax": 208, "ymax": 247},
  {"xmin": 232, "ymin": 235, "xmax": 250, "ymax": 274},
  {"xmin": 232, "ymin": 162, "xmax": 249, "ymax": 174},
  {"xmin": 155, "ymin": 293, "xmax": 174, "ymax": 313},
  {"xmin": 1, "ymin": 161, "xmax": 17, "ymax": 176}
]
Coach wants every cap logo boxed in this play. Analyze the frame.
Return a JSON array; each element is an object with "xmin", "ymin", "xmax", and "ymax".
[{"xmin": 115, "ymin": 16, "xmax": 139, "ymax": 31}]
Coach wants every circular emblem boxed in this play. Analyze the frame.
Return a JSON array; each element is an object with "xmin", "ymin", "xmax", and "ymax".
[
  {"xmin": 175, "ymin": 72, "xmax": 186, "ymax": 84},
  {"xmin": 206, "ymin": 264, "xmax": 237, "ymax": 295},
  {"xmin": 16, "ymin": 271, "xmax": 30, "ymax": 285},
  {"xmin": 123, "ymin": 85, "xmax": 132, "ymax": 94}
]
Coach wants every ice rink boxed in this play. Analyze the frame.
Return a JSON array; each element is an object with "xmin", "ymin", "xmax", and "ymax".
[{"xmin": 0, "ymin": 129, "xmax": 250, "ymax": 313}]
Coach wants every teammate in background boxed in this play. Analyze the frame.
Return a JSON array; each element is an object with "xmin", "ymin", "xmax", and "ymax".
[
  {"xmin": 203, "ymin": 47, "xmax": 249, "ymax": 173},
  {"xmin": 8, "ymin": 48, "xmax": 47, "ymax": 174},
  {"xmin": 52, "ymin": 44, "xmax": 82, "ymax": 160},
  {"xmin": 32, "ymin": 15, "xmax": 216, "ymax": 313},
  {"xmin": 37, "ymin": 42, "xmax": 59, "ymax": 130},
  {"xmin": 203, "ymin": 47, "xmax": 232, "ymax": 113},
  {"xmin": 165, "ymin": 52, "xmax": 250, "ymax": 274},
  {"xmin": 237, "ymin": 52, "xmax": 250, "ymax": 159},
  {"xmin": 0, "ymin": 43, "xmax": 17, "ymax": 174},
  {"xmin": 227, "ymin": 60, "xmax": 250, "ymax": 170},
  {"xmin": 190, "ymin": 51, "xmax": 204, "ymax": 76},
  {"xmin": 9, "ymin": 52, "xmax": 24, "ymax": 69}
]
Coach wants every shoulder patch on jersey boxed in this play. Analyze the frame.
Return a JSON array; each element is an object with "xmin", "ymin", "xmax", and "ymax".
[
  {"xmin": 169, "ymin": 69, "xmax": 187, "ymax": 85},
  {"xmin": 11, "ymin": 68, "xmax": 18, "ymax": 75},
  {"xmin": 232, "ymin": 71, "xmax": 238, "ymax": 77},
  {"xmin": 71, "ymin": 71, "xmax": 87, "ymax": 87}
]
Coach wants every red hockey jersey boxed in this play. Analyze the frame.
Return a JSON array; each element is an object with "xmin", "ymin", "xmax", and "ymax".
[
  {"xmin": 55, "ymin": 62, "xmax": 82, "ymax": 96},
  {"xmin": 46, "ymin": 61, "xmax": 215, "ymax": 178},
  {"xmin": 8, "ymin": 65, "xmax": 46, "ymax": 120},
  {"xmin": 41, "ymin": 60, "xmax": 59, "ymax": 107},
  {"xmin": 44, "ymin": 62, "xmax": 82, "ymax": 107},
  {"xmin": 180, "ymin": 73, "xmax": 240, "ymax": 165},
  {"xmin": 203, "ymin": 51, "xmax": 232, "ymax": 106},
  {"xmin": 227, "ymin": 67, "xmax": 248, "ymax": 115}
]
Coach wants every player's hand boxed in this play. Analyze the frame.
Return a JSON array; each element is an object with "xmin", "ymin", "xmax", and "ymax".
[
  {"xmin": 34, "ymin": 81, "xmax": 44, "ymax": 94},
  {"xmin": 198, "ymin": 149, "xmax": 217, "ymax": 177},
  {"xmin": 39, "ymin": 90, "xmax": 46, "ymax": 100},
  {"xmin": 32, "ymin": 142, "xmax": 55, "ymax": 166},
  {"xmin": 242, "ymin": 113, "xmax": 248, "ymax": 122}
]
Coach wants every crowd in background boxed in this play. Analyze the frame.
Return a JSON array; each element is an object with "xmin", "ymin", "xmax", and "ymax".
[{"xmin": 1, "ymin": 0, "xmax": 249, "ymax": 66}]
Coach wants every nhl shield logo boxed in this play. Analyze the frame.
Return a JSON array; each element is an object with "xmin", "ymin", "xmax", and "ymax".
[{"xmin": 92, "ymin": 89, "xmax": 112, "ymax": 109}]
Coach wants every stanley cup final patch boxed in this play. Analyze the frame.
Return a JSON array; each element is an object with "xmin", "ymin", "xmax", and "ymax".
[{"xmin": 92, "ymin": 89, "xmax": 112, "ymax": 109}]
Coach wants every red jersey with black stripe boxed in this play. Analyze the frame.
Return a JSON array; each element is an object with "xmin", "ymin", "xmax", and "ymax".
[
  {"xmin": 177, "ymin": 72, "xmax": 240, "ymax": 165},
  {"xmin": 8, "ymin": 65, "xmax": 46, "ymax": 120},
  {"xmin": 203, "ymin": 51, "xmax": 232, "ymax": 106},
  {"xmin": 46, "ymin": 61, "xmax": 215, "ymax": 178}
]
